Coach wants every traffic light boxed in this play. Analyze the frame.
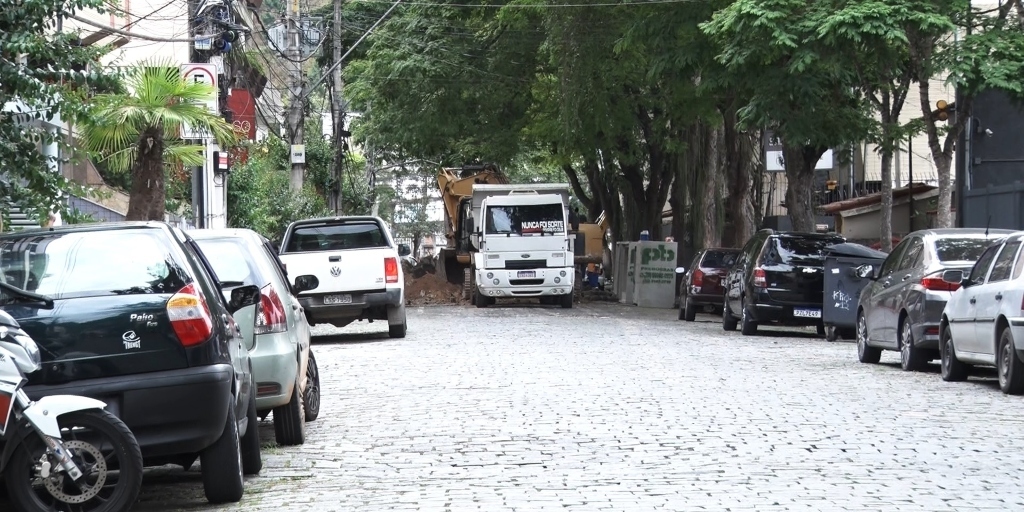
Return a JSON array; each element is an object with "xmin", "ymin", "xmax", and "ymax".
[{"xmin": 936, "ymin": 100, "xmax": 953, "ymax": 122}]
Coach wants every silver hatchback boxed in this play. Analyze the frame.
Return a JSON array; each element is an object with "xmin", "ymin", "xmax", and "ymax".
[{"xmin": 855, "ymin": 228, "xmax": 1014, "ymax": 371}]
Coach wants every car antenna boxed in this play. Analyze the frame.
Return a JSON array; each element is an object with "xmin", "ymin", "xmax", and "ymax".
[{"xmin": 985, "ymin": 215, "xmax": 991, "ymax": 237}]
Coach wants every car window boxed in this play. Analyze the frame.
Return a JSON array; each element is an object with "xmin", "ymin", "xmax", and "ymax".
[
  {"xmin": 261, "ymin": 242, "xmax": 291, "ymax": 285},
  {"xmin": 1014, "ymin": 244, "xmax": 1024, "ymax": 280},
  {"xmin": 194, "ymin": 238, "xmax": 265, "ymax": 287},
  {"xmin": 0, "ymin": 229, "xmax": 190, "ymax": 300},
  {"xmin": 701, "ymin": 250, "xmax": 739, "ymax": 269},
  {"xmin": 987, "ymin": 241, "xmax": 1021, "ymax": 283},
  {"xmin": 898, "ymin": 237, "xmax": 924, "ymax": 270},
  {"xmin": 767, "ymin": 236, "xmax": 842, "ymax": 265},
  {"xmin": 935, "ymin": 237, "xmax": 1002, "ymax": 263},
  {"xmin": 285, "ymin": 222, "xmax": 388, "ymax": 253},
  {"xmin": 969, "ymin": 244, "xmax": 1001, "ymax": 283},
  {"xmin": 880, "ymin": 239, "xmax": 909, "ymax": 276}
]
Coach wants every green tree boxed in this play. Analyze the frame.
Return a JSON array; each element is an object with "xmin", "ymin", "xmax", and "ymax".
[
  {"xmin": 79, "ymin": 63, "xmax": 236, "ymax": 221},
  {"xmin": 0, "ymin": 0, "xmax": 114, "ymax": 225}
]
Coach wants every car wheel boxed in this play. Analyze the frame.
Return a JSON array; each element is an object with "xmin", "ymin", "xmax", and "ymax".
[
  {"xmin": 722, "ymin": 298, "xmax": 738, "ymax": 331},
  {"xmin": 474, "ymin": 290, "xmax": 488, "ymax": 309},
  {"xmin": 899, "ymin": 318, "xmax": 926, "ymax": 372},
  {"xmin": 200, "ymin": 404, "xmax": 244, "ymax": 504},
  {"xmin": 273, "ymin": 380, "xmax": 305, "ymax": 446},
  {"xmin": 388, "ymin": 305, "xmax": 408, "ymax": 337},
  {"xmin": 740, "ymin": 298, "xmax": 757, "ymax": 336},
  {"xmin": 998, "ymin": 328, "xmax": 1024, "ymax": 395},
  {"xmin": 240, "ymin": 382, "xmax": 262, "ymax": 475},
  {"xmin": 856, "ymin": 310, "xmax": 882, "ymax": 364},
  {"xmin": 682, "ymin": 297, "xmax": 696, "ymax": 322},
  {"xmin": 940, "ymin": 325, "xmax": 968, "ymax": 382},
  {"xmin": 303, "ymin": 351, "xmax": 321, "ymax": 422}
]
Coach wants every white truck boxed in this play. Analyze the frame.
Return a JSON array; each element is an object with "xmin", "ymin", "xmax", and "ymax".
[
  {"xmin": 277, "ymin": 216, "xmax": 409, "ymax": 338},
  {"xmin": 468, "ymin": 184, "xmax": 576, "ymax": 308}
]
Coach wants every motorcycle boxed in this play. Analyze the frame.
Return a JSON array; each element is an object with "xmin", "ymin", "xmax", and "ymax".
[{"xmin": 0, "ymin": 281, "xmax": 143, "ymax": 512}]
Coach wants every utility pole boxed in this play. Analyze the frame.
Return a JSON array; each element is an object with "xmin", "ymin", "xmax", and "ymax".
[
  {"xmin": 287, "ymin": 0, "xmax": 305, "ymax": 191},
  {"xmin": 330, "ymin": 0, "xmax": 345, "ymax": 214}
]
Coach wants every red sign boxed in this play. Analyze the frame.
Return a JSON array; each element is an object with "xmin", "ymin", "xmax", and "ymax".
[{"xmin": 226, "ymin": 89, "xmax": 257, "ymax": 141}]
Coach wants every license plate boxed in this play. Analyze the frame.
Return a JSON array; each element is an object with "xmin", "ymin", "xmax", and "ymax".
[
  {"xmin": 324, "ymin": 294, "xmax": 352, "ymax": 305},
  {"xmin": 793, "ymin": 308, "xmax": 821, "ymax": 318},
  {"xmin": 517, "ymin": 271, "xmax": 536, "ymax": 278}
]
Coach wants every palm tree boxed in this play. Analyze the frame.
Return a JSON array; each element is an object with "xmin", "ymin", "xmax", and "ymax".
[{"xmin": 80, "ymin": 63, "xmax": 237, "ymax": 221}]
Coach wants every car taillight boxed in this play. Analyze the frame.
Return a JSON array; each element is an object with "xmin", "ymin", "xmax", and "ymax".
[
  {"xmin": 921, "ymin": 275, "xmax": 960, "ymax": 292},
  {"xmin": 255, "ymin": 285, "xmax": 287, "ymax": 335},
  {"xmin": 385, "ymin": 257, "xmax": 399, "ymax": 284},
  {"xmin": 167, "ymin": 283, "xmax": 214, "ymax": 347},
  {"xmin": 753, "ymin": 267, "xmax": 767, "ymax": 288},
  {"xmin": 692, "ymin": 269, "xmax": 704, "ymax": 287}
]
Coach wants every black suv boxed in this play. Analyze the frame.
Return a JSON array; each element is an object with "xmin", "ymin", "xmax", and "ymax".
[
  {"xmin": 0, "ymin": 222, "xmax": 262, "ymax": 504},
  {"xmin": 722, "ymin": 229, "xmax": 845, "ymax": 335}
]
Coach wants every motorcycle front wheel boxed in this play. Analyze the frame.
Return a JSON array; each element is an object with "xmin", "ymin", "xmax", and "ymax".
[{"xmin": 6, "ymin": 409, "xmax": 143, "ymax": 512}]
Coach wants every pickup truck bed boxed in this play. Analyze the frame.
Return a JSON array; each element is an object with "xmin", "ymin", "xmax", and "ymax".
[{"xmin": 278, "ymin": 216, "xmax": 409, "ymax": 338}]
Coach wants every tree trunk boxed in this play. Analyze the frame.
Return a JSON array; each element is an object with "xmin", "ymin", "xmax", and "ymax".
[
  {"xmin": 917, "ymin": 76, "xmax": 958, "ymax": 228},
  {"xmin": 127, "ymin": 126, "xmax": 165, "ymax": 221},
  {"xmin": 721, "ymin": 108, "xmax": 759, "ymax": 247},
  {"xmin": 782, "ymin": 143, "xmax": 825, "ymax": 233},
  {"xmin": 701, "ymin": 122, "xmax": 724, "ymax": 248}
]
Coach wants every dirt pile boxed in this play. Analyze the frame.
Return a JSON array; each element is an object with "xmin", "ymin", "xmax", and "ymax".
[{"xmin": 405, "ymin": 272, "xmax": 465, "ymax": 306}]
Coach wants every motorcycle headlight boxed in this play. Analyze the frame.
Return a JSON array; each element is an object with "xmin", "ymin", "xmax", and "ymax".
[{"xmin": 13, "ymin": 333, "xmax": 41, "ymax": 368}]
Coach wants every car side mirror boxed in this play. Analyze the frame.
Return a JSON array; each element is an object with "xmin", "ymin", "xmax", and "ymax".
[
  {"xmin": 398, "ymin": 243, "xmax": 412, "ymax": 257},
  {"xmin": 675, "ymin": 267, "xmax": 687, "ymax": 275},
  {"xmin": 293, "ymin": 274, "xmax": 319, "ymax": 294},
  {"xmin": 228, "ymin": 284, "xmax": 261, "ymax": 313},
  {"xmin": 855, "ymin": 264, "xmax": 875, "ymax": 280},
  {"xmin": 466, "ymin": 217, "xmax": 475, "ymax": 234},
  {"xmin": 941, "ymin": 269, "xmax": 964, "ymax": 285}
]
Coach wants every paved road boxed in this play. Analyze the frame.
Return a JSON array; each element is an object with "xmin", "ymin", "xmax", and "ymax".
[{"xmin": 7, "ymin": 303, "xmax": 1024, "ymax": 510}]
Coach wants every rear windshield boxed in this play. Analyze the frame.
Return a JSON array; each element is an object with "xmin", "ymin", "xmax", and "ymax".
[
  {"xmin": 0, "ymin": 229, "xmax": 190, "ymax": 300},
  {"xmin": 934, "ymin": 237, "xmax": 1000, "ymax": 262},
  {"xmin": 770, "ymin": 237, "xmax": 843, "ymax": 264},
  {"xmin": 194, "ymin": 238, "xmax": 265, "ymax": 288},
  {"xmin": 701, "ymin": 250, "xmax": 739, "ymax": 269},
  {"xmin": 285, "ymin": 222, "xmax": 388, "ymax": 253}
]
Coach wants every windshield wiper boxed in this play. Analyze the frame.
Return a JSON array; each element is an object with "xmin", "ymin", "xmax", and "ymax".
[{"xmin": 0, "ymin": 280, "xmax": 54, "ymax": 309}]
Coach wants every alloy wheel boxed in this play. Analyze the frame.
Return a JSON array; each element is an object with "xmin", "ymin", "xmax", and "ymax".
[
  {"xmin": 857, "ymin": 315, "xmax": 867, "ymax": 358},
  {"xmin": 1000, "ymin": 338, "xmax": 1012, "ymax": 389},
  {"xmin": 901, "ymin": 322, "xmax": 912, "ymax": 368}
]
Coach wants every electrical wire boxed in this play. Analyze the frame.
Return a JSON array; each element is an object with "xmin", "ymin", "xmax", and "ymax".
[
  {"xmin": 350, "ymin": 0, "xmax": 699, "ymax": 7},
  {"xmin": 70, "ymin": 14, "xmax": 227, "ymax": 42}
]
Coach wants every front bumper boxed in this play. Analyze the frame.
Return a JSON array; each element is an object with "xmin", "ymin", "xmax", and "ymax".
[
  {"xmin": 476, "ymin": 267, "xmax": 574, "ymax": 298},
  {"xmin": 250, "ymin": 330, "xmax": 300, "ymax": 412},
  {"xmin": 299, "ymin": 288, "xmax": 402, "ymax": 323}
]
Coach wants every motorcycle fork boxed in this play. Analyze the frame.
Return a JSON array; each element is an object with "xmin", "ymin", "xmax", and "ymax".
[{"xmin": 13, "ymin": 390, "xmax": 84, "ymax": 480}]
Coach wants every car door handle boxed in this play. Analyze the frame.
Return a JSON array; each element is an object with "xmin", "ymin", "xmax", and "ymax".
[
  {"xmin": 996, "ymin": 293, "xmax": 1003, "ymax": 301},
  {"xmin": 329, "ymin": 255, "xmax": 341, "ymax": 262},
  {"xmin": 902, "ymin": 274, "xmax": 911, "ymax": 281},
  {"xmin": 970, "ymin": 297, "xmax": 977, "ymax": 305}
]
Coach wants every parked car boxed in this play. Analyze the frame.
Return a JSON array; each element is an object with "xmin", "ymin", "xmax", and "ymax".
[
  {"xmin": 191, "ymin": 229, "xmax": 321, "ymax": 447},
  {"xmin": 938, "ymin": 232, "xmax": 1024, "ymax": 394},
  {"xmin": 854, "ymin": 228, "xmax": 1013, "ymax": 371},
  {"xmin": 677, "ymin": 248, "xmax": 741, "ymax": 321},
  {"xmin": 0, "ymin": 222, "xmax": 261, "ymax": 504},
  {"xmin": 278, "ymin": 216, "xmax": 410, "ymax": 338},
  {"xmin": 723, "ymin": 230, "xmax": 845, "ymax": 335}
]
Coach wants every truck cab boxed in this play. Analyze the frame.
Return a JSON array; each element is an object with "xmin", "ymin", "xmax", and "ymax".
[{"xmin": 470, "ymin": 187, "xmax": 575, "ymax": 308}]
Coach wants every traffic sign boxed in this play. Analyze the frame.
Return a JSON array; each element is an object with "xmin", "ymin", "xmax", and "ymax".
[{"xmin": 180, "ymin": 63, "xmax": 219, "ymax": 114}]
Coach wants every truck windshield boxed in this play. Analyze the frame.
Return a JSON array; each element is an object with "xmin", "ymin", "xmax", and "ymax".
[{"xmin": 485, "ymin": 204, "xmax": 564, "ymax": 235}]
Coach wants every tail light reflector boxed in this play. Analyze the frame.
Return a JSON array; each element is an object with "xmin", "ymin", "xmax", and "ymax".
[
  {"xmin": 753, "ymin": 267, "xmax": 767, "ymax": 288},
  {"xmin": 921, "ymin": 275, "xmax": 960, "ymax": 292},
  {"xmin": 255, "ymin": 285, "xmax": 287, "ymax": 335},
  {"xmin": 692, "ymin": 269, "xmax": 704, "ymax": 287},
  {"xmin": 167, "ymin": 283, "xmax": 214, "ymax": 347},
  {"xmin": 385, "ymin": 257, "xmax": 399, "ymax": 284}
]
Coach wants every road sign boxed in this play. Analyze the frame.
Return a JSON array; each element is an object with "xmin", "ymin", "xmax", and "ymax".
[
  {"xmin": 179, "ymin": 63, "xmax": 219, "ymax": 140},
  {"xmin": 291, "ymin": 144, "xmax": 306, "ymax": 164}
]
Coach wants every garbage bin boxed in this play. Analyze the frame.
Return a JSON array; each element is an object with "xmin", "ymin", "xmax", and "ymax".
[{"xmin": 822, "ymin": 243, "xmax": 889, "ymax": 342}]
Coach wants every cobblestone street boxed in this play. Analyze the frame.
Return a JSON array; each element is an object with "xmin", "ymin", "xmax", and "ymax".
[{"xmin": 10, "ymin": 302, "xmax": 1024, "ymax": 511}]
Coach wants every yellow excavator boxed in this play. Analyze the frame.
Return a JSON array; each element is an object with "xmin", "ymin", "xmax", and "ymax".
[{"xmin": 435, "ymin": 164, "xmax": 608, "ymax": 298}]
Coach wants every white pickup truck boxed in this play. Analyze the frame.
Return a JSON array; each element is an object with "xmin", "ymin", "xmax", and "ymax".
[{"xmin": 278, "ymin": 216, "xmax": 410, "ymax": 338}]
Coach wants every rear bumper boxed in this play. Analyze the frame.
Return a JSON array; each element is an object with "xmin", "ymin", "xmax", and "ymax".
[
  {"xmin": 686, "ymin": 290, "xmax": 725, "ymax": 307},
  {"xmin": 750, "ymin": 291, "xmax": 822, "ymax": 326},
  {"xmin": 909, "ymin": 293, "xmax": 949, "ymax": 350},
  {"xmin": 251, "ymin": 331, "xmax": 299, "ymax": 411},
  {"xmin": 299, "ymin": 288, "xmax": 402, "ymax": 323},
  {"xmin": 23, "ymin": 364, "xmax": 235, "ymax": 460}
]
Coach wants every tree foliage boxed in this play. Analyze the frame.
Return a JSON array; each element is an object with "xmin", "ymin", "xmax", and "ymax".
[{"xmin": 0, "ymin": 0, "xmax": 116, "ymax": 225}]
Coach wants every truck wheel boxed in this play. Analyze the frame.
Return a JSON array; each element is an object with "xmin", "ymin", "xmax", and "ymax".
[
  {"xmin": 560, "ymin": 293, "xmax": 573, "ymax": 309},
  {"xmin": 474, "ymin": 290, "xmax": 488, "ymax": 308},
  {"xmin": 463, "ymin": 268, "xmax": 472, "ymax": 301}
]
